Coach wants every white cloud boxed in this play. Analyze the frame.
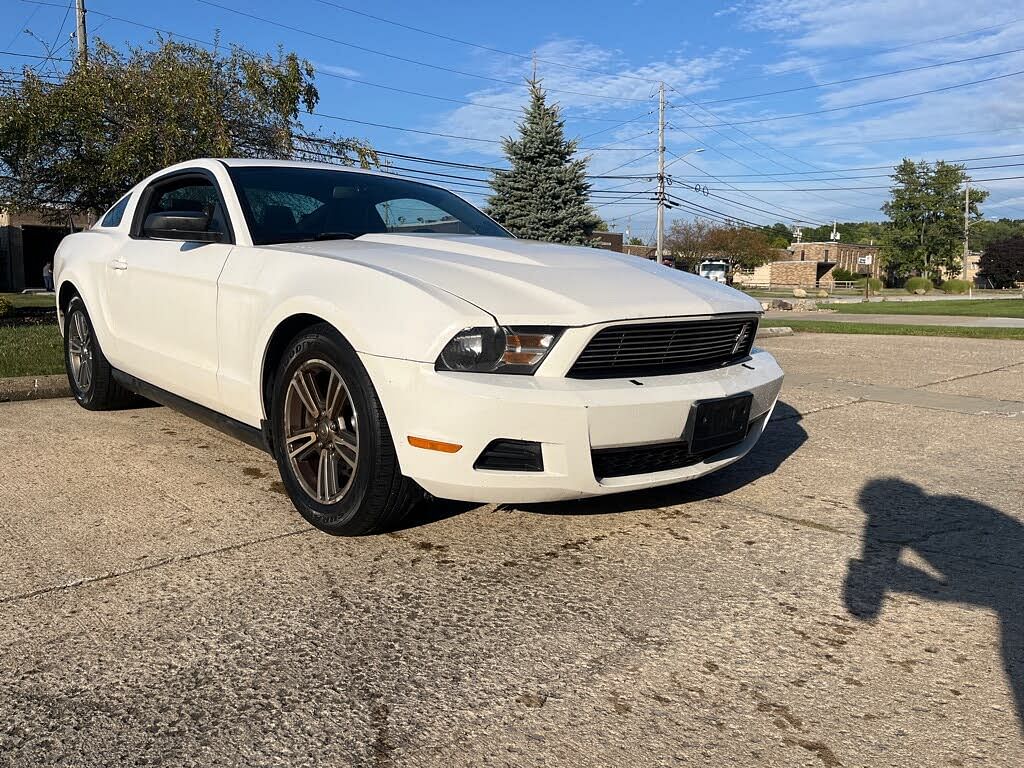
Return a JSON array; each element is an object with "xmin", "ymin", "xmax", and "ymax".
[
  {"xmin": 315, "ymin": 63, "xmax": 362, "ymax": 79},
  {"xmin": 406, "ymin": 3, "xmax": 1024, "ymax": 225}
]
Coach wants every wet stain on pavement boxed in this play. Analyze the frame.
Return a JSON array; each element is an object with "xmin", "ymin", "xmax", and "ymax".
[
  {"xmin": 784, "ymin": 738, "xmax": 842, "ymax": 767},
  {"xmin": 242, "ymin": 467, "xmax": 267, "ymax": 479},
  {"xmin": 518, "ymin": 692, "xmax": 547, "ymax": 708}
]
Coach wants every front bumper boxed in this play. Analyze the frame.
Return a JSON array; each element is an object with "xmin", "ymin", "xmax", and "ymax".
[{"xmin": 362, "ymin": 349, "xmax": 784, "ymax": 503}]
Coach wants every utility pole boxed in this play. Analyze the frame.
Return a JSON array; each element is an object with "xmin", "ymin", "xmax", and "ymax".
[
  {"xmin": 75, "ymin": 0, "xmax": 88, "ymax": 66},
  {"xmin": 655, "ymin": 81, "xmax": 666, "ymax": 261},
  {"xmin": 963, "ymin": 180, "xmax": 970, "ymax": 279}
]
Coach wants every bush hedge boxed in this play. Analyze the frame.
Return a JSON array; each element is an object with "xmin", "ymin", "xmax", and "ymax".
[
  {"xmin": 940, "ymin": 278, "xmax": 972, "ymax": 294},
  {"xmin": 855, "ymin": 277, "xmax": 884, "ymax": 294},
  {"xmin": 0, "ymin": 296, "xmax": 12, "ymax": 317},
  {"xmin": 904, "ymin": 276, "xmax": 933, "ymax": 294}
]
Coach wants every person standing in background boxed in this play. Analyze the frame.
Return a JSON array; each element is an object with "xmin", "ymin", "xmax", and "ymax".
[{"xmin": 42, "ymin": 261, "xmax": 54, "ymax": 292}]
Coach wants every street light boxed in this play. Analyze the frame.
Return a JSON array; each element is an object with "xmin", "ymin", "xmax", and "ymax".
[{"xmin": 656, "ymin": 147, "xmax": 705, "ymax": 260}]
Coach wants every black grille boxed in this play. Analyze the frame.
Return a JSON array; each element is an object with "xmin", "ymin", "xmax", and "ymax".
[
  {"xmin": 568, "ymin": 316, "xmax": 757, "ymax": 379},
  {"xmin": 591, "ymin": 442, "xmax": 707, "ymax": 480},
  {"xmin": 474, "ymin": 439, "xmax": 544, "ymax": 472}
]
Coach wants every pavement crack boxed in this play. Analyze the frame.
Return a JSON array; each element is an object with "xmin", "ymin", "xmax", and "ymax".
[
  {"xmin": 771, "ymin": 398, "xmax": 862, "ymax": 422},
  {"xmin": 0, "ymin": 527, "xmax": 312, "ymax": 605},
  {"xmin": 916, "ymin": 360, "xmax": 1024, "ymax": 390}
]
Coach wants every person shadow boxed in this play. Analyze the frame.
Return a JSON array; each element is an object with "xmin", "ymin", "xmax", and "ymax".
[{"xmin": 844, "ymin": 478, "xmax": 1024, "ymax": 733}]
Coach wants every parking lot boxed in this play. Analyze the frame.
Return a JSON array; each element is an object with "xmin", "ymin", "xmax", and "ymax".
[{"xmin": 2, "ymin": 333, "xmax": 1023, "ymax": 766}]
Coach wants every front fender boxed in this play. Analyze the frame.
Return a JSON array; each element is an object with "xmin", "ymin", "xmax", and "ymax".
[{"xmin": 215, "ymin": 247, "xmax": 495, "ymax": 426}]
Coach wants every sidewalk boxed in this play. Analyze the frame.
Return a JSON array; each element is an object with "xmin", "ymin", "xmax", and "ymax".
[{"xmin": 764, "ymin": 312, "xmax": 1024, "ymax": 328}]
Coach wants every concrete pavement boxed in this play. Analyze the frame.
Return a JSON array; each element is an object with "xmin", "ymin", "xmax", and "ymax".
[{"xmin": 2, "ymin": 333, "xmax": 1023, "ymax": 766}]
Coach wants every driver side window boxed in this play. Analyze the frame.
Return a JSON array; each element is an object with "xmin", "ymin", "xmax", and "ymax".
[{"xmin": 142, "ymin": 176, "xmax": 228, "ymax": 239}]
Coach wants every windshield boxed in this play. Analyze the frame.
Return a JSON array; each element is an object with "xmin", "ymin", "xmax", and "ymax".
[{"xmin": 227, "ymin": 166, "xmax": 510, "ymax": 246}]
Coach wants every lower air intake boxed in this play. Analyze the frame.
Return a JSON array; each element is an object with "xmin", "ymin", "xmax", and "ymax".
[{"xmin": 474, "ymin": 439, "xmax": 544, "ymax": 472}]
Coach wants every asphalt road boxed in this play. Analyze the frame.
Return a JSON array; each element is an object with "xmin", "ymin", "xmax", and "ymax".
[{"xmin": 2, "ymin": 334, "xmax": 1023, "ymax": 767}]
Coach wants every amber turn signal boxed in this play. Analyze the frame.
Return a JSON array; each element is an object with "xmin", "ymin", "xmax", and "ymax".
[{"xmin": 407, "ymin": 436, "xmax": 463, "ymax": 453}]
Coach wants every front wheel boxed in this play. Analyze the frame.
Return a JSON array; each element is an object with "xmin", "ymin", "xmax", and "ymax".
[
  {"xmin": 270, "ymin": 324, "xmax": 418, "ymax": 535},
  {"xmin": 63, "ymin": 296, "xmax": 133, "ymax": 410}
]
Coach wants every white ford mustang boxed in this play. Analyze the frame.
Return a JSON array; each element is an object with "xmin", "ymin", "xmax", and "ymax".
[{"xmin": 55, "ymin": 159, "xmax": 784, "ymax": 535}]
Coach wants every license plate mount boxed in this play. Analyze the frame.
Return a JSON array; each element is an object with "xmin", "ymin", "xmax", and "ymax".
[{"xmin": 687, "ymin": 393, "xmax": 753, "ymax": 455}]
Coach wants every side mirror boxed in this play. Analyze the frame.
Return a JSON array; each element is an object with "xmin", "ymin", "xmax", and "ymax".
[{"xmin": 143, "ymin": 211, "xmax": 225, "ymax": 243}]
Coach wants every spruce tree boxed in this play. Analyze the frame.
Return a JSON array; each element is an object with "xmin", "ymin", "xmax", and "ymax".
[{"xmin": 486, "ymin": 79, "xmax": 600, "ymax": 245}]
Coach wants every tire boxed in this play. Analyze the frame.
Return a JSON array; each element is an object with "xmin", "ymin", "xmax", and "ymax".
[
  {"xmin": 270, "ymin": 324, "xmax": 418, "ymax": 535},
  {"xmin": 63, "ymin": 296, "xmax": 134, "ymax": 411}
]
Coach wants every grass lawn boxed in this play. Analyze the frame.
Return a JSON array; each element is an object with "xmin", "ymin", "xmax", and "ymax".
[
  {"xmin": 825, "ymin": 298, "xmax": 1024, "ymax": 318},
  {"xmin": 0, "ymin": 292, "xmax": 57, "ymax": 310},
  {"xmin": 762, "ymin": 319, "xmax": 1024, "ymax": 341},
  {"xmin": 0, "ymin": 324, "xmax": 65, "ymax": 377}
]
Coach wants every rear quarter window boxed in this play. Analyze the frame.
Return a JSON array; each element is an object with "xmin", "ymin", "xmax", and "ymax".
[{"xmin": 99, "ymin": 194, "xmax": 132, "ymax": 228}]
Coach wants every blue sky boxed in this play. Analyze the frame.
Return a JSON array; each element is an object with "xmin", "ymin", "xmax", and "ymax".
[{"xmin": 4, "ymin": 0, "xmax": 1024, "ymax": 241}]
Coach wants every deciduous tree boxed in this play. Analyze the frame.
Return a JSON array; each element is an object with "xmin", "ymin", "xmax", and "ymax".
[
  {"xmin": 705, "ymin": 224, "xmax": 777, "ymax": 269},
  {"xmin": 665, "ymin": 218, "xmax": 717, "ymax": 270},
  {"xmin": 880, "ymin": 159, "xmax": 987, "ymax": 279},
  {"xmin": 979, "ymin": 236, "xmax": 1024, "ymax": 287},
  {"xmin": 0, "ymin": 38, "xmax": 375, "ymax": 217}
]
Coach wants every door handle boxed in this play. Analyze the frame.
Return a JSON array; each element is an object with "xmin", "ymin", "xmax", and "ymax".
[{"xmin": 109, "ymin": 259, "xmax": 127, "ymax": 271}]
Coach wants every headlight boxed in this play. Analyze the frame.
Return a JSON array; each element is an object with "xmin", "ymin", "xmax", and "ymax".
[{"xmin": 435, "ymin": 326, "xmax": 562, "ymax": 374}]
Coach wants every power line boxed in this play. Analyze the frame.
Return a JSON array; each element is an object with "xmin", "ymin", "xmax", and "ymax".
[
  {"xmin": 5, "ymin": 5, "xmax": 41, "ymax": 50},
  {"xmin": 693, "ymin": 173, "xmax": 1024, "ymax": 192},
  {"xmin": 30, "ymin": 0, "xmax": 649, "ymax": 123},
  {"xmin": 711, "ymin": 15, "xmax": 1024, "ymax": 88},
  {"xmin": 667, "ymin": 152, "xmax": 1024, "ymax": 178},
  {"xmin": 601, "ymin": 150, "xmax": 658, "ymax": 175},
  {"xmin": 669, "ymin": 68, "xmax": 1024, "ymax": 128},
  {"xmin": 312, "ymin": 0, "xmax": 657, "ymax": 86},
  {"xmin": 308, "ymin": 110, "xmax": 500, "ymax": 143},
  {"xmin": 0, "ymin": 49, "xmax": 73, "ymax": 62},
  {"xmin": 191, "ymin": 0, "xmax": 656, "ymax": 103},
  {"xmin": 780, "ymin": 124, "xmax": 1024, "ymax": 148},
  {"xmin": 672, "ymin": 160, "xmax": 1024, "ymax": 184},
  {"xmin": 695, "ymin": 47, "xmax": 1024, "ymax": 106},
  {"xmin": 665, "ymin": 92, "xmax": 898, "ymax": 213}
]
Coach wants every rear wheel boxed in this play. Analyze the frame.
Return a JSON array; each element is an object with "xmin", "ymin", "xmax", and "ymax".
[
  {"xmin": 63, "ymin": 296, "xmax": 134, "ymax": 410},
  {"xmin": 270, "ymin": 324, "xmax": 418, "ymax": 535}
]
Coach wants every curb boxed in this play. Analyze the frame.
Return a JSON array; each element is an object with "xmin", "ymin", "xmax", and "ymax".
[
  {"xmin": 756, "ymin": 326, "xmax": 794, "ymax": 338},
  {"xmin": 0, "ymin": 374, "xmax": 71, "ymax": 403}
]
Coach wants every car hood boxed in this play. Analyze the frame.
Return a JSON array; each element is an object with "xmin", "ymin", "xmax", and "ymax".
[{"xmin": 270, "ymin": 234, "xmax": 762, "ymax": 326}]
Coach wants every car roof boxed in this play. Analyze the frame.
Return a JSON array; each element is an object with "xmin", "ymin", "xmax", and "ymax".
[
  {"xmin": 140, "ymin": 157, "xmax": 452, "ymax": 195},
  {"xmin": 215, "ymin": 157, "xmax": 380, "ymax": 175}
]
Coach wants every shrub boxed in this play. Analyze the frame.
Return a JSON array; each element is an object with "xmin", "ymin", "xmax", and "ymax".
[
  {"xmin": 0, "ymin": 296, "xmax": 12, "ymax": 317},
  {"xmin": 855, "ymin": 277, "xmax": 883, "ymax": 294},
  {"xmin": 831, "ymin": 268, "xmax": 857, "ymax": 282},
  {"xmin": 940, "ymin": 278, "xmax": 972, "ymax": 294},
  {"xmin": 904, "ymin": 276, "xmax": 933, "ymax": 294}
]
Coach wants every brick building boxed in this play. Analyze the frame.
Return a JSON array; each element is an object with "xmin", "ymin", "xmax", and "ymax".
[
  {"xmin": 785, "ymin": 241, "xmax": 881, "ymax": 280},
  {"xmin": 593, "ymin": 231, "xmax": 624, "ymax": 252}
]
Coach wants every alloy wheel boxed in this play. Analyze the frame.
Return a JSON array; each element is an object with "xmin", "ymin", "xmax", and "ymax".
[
  {"xmin": 67, "ymin": 310, "xmax": 94, "ymax": 393},
  {"xmin": 283, "ymin": 359, "xmax": 359, "ymax": 504}
]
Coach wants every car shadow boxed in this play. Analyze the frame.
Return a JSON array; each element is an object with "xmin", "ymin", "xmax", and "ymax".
[
  {"xmin": 391, "ymin": 401, "xmax": 806, "ymax": 530},
  {"xmin": 844, "ymin": 478, "xmax": 1024, "ymax": 733},
  {"xmin": 392, "ymin": 498, "xmax": 484, "ymax": 532},
  {"xmin": 511, "ymin": 399, "xmax": 808, "ymax": 517}
]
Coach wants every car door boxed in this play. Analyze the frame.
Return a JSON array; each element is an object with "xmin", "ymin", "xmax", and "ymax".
[{"xmin": 106, "ymin": 170, "xmax": 235, "ymax": 410}]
